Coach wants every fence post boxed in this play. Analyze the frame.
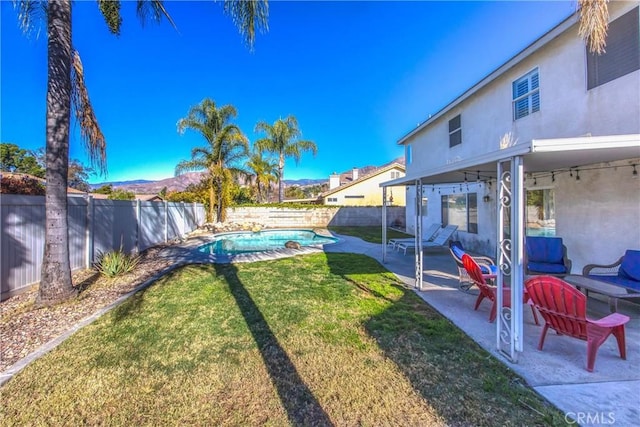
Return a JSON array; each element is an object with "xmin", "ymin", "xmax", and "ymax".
[
  {"xmin": 181, "ymin": 202, "xmax": 186, "ymax": 237},
  {"xmin": 135, "ymin": 199, "xmax": 141, "ymax": 254},
  {"xmin": 85, "ymin": 195, "xmax": 94, "ymax": 268},
  {"xmin": 164, "ymin": 200, "xmax": 168, "ymax": 242}
]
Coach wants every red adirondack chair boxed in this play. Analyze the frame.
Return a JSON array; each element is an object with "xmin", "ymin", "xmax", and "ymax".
[
  {"xmin": 462, "ymin": 254, "xmax": 539, "ymax": 324},
  {"xmin": 525, "ymin": 275, "xmax": 630, "ymax": 372}
]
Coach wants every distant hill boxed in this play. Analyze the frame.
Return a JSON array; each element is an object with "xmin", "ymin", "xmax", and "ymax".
[
  {"xmin": 284, "ymin": 178, "xmax": 326, "ymax": 186},
  {"xmin": 89, "ymin": 179, "xmax": 154, "ymax": 189},
  {"xmin": 90, "ymin": 156, "xmax": 405, "ymax": 195},
  {"xmin": 91, "ymin": 172, "xmax": 206, "ymax": 194}
]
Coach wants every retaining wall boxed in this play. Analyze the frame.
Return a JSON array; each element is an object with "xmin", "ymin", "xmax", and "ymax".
[{"xmin": 225, "ymin": 206, "xmax": 405, "ymax": 228}]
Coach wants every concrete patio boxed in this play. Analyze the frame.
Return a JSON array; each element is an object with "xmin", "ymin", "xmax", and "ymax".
[{"xmin": 325, "ymin": 233, "xmax": 640, "ymax": 426}]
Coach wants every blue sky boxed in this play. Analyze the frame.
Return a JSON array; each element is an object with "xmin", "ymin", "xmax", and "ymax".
[{"xmin": 1, "ymin": 1, "xmax": 576, "ymax": 184}]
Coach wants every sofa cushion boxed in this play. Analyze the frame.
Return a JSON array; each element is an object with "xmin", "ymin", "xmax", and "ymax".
[
  {"xmin": 588, "ymin": 274, "xmax": 640, "ymax": 292},
  {"xmin": 483, "ymin": 265, "xmax": 499, "ymax": 275},
  {"xmin": 618, "ymin": 250, "xmax": 640, "ymax": 282},
  {"xmin": 528, "ymin": 261, "xmax": 567, "ymax": 275},
  {"xmin": 452, "ymin": 244, "xmax": 466, "ymax": 260},
  {"xmin": 526, "ymin": 236, "xmax": 564, "ymax": 264}
]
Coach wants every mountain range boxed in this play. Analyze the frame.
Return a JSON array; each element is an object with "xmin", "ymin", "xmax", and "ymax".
[
  {"xmin": 90, "ymin": 157, "xmax": 404, "ymax": 194},
  {"xmin": 91, "ymin": 172, "xmax": 327, "ymax": 194}
]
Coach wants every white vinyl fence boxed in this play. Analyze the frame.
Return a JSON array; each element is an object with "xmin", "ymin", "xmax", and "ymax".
[{"xmin": 1, "ymin": 195, "xmax": 205, "ymax": 300}]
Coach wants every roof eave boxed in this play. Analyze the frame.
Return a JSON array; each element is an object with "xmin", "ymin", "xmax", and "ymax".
[{"xmin": 397, "ymin": 12, "xmax": 578, "ymax": 146}]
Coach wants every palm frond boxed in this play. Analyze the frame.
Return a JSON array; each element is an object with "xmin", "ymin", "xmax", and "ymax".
[
  {"xmin": 98, "ymin": 0, "xmax": 122, "ymax": 35},
  {"xmin": 175, "ymin": 159, "xmax": 207, "ymax": 176},
  {"xmin": 71, "ymin": 50, "xmax": 107, "ymax": 175},
  {"xmin": 136, "ymin": 0, "xmax": 177, "ymax": 30},
  {"xmin": 13, "ymin": 0, "xmax": 47, "ymax": 39},
  {"xmin": 223, "ymin": 0, "xmax": 269, "ymax": 49},
  {"xmin": 578, "ymin": 0, "xmax": 609, "ymax": 54}
]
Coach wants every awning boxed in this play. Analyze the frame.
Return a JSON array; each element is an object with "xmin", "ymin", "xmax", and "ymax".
[{"xmin": 380, "ymin": 134, "xmax": 640, "ymax": 186}]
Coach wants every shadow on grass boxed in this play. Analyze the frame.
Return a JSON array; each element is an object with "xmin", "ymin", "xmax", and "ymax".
[
  {"xmin": 323, "ymin": 252, "xmax": 563, "ymax": 426},
  {"xmin": 213, "ymin": 263, "xmax": 334, "ymax": 427}
]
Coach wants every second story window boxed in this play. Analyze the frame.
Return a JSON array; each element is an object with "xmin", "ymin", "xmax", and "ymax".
[
  {"xmin": 449, "ymin": 115, "xmax": 462, "ymax": 147},
  {"xmin": 406, "ymin": 144, "xmax": 412, "ymax": 165},
  {"xmin": 587, "ymin": 7, "xmax": 639, "ymax": 90},
  {"xmin": 512, "ymin": 68, "xmax": 540, "ymax": 120}
]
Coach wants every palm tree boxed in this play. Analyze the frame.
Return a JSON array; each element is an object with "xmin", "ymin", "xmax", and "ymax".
[
  {"xmin": 255, "ymin": 116, "xmax": 317, "ymax": 203},
  {"xmin": 246, "ymin": 149, "xmax": 278, "ymax": 203},
  {"xmin": 176, "ymin": 99, "xmax": 249, "ymax": 222},
  {"xmin": 14, "ymin": 0, "xmax": 268, "ymax": 306}
]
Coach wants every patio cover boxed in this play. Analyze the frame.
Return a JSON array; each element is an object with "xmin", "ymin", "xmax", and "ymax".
[
  {"xmin": 380, "ymin": 133, "xmax": 640, "ymax": 362},
  {"xmin": 382, "ymin": 134, "xmax": 640, "ymax": 188}
]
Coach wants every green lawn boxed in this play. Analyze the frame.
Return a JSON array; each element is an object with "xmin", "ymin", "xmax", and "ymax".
[
  {"xmin": 0, "ymin": 253, "xmax": 566, "ymax": 426},
  {"xmin": 328, "ymin": 226, "xmax": 411, "ymax": 244}
]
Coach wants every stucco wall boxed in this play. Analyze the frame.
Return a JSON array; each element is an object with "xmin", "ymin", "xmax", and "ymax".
[
  {"xmin": 404, "ymin": 2, "xmax": 640, "ymax": 175},
  {"xmin": 225, "ymin": 206, "xmax": 405, "ymax": 228},
  {"xmin": 406, "ymin": 158, "xmax": 640, "ymax": 269}
]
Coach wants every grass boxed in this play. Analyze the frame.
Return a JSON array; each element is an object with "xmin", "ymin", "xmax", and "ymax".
[
  {"xmin": 328, "ymin": 226, "xmax": 411, "ymax": 244},
  {"xmin": 0, "ymin": 253, "xmax": 567, "ymax": 426}
]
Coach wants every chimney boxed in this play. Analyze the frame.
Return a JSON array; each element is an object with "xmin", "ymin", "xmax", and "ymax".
[
  {"xmin": 329, "ymin": 173, "xmax": 340, "ymax": 190},
  {"xmin": 352, "ymin": 167, "xmax": 359, "ymax": 181}
]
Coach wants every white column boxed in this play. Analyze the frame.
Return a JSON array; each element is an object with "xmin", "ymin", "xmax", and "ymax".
[
  {"xmin": 512, "ymin": 156, "xmax": 525, "ymax": 353},
  {"xmin": 415, "ymin": 179, "xmax": 423, "ymax": 290},
  {"xmin": 496, "ymin": 156, "xmax": 525, "ymax": 363},
  {"xmin": 382, "ymin": 186, "xmax": 388, "ymax": 263}
]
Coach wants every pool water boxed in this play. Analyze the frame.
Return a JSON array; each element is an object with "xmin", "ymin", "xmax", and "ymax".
[{"xmin": 198, "ymin": 229, "xmax": 338, "ymax": 255}]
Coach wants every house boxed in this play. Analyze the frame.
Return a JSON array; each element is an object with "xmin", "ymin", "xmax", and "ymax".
[
  {"xmin": 0, "ymin": 172, "xmax": 86, "ymax": 196},
  {"xmin": 381, "ymin": 3, "xmax": 639, "ymax": 360},
  {"xmin": 322, "ymin": 162, "xmax": 406, "ymax": 206}
]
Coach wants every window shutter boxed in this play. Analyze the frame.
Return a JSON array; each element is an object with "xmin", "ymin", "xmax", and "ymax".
[
  {"xmin": 587, "ymin": 7, "xmax": 640, "ymax": 89},
  {"xmin": 531, "ymin": 92, "xmax": 540, "ymax": 112}
]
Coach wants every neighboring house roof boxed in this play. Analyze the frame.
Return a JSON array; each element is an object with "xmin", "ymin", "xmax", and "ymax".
[
  {"xmin": 398, "ymin": 11, "xmax": 578, "ymax": 145},
  {"xmin": 322, "ymin": 162, "xmax": 405, "ymax": 197},
  {"xmin": 0, "ymin": 171, "xmax": 85, "ymax": 194},
  {"xmin": 135, "ymin": 194, "xmax": 164, "ymax": 201}
]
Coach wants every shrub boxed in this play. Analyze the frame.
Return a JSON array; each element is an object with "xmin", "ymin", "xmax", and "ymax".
[{"xmin": 94, "ymin": 248, "xmax": 140, "ymax": 278}]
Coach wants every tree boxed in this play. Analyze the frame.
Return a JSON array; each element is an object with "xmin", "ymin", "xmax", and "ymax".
[
  {"xmin": 14, "ymin": 0, "xmax": 268, "ymax": 306},
  {"xmin": 176, "ymin": 99, "xmax": 249, "ymax": 222},
  {"xmin": 93, "ymin": 184, "xmax": 113, "ymax": 195},
  {"xmin": 165, "ymin": 181, "xmax": 208, "ymax": 205},
  {"xmin": 246, "ymin": 149, "xmax": 278, "ymax": 203},
  {"xmin": 34, "ymin": 148, "xmax": 93, "ymax": 192},
  {"xmin": 255, "ymin": 116, "xmax": 317, "ymax": 203},
  {"xmin": 0, "ymin": 143, "xmax": 45, "ymax": 177},
  {"xmin": 108, "ymin": 189, "xmax": 135, "ymax": 200}
]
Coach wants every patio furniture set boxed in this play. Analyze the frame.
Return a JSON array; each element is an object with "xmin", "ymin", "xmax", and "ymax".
[
  {"xmin": 387, "ymin": 223, "xmax": 458, "ymax": 255},
  {"xmin": 447, "ymin": 237, "xmax": 639, "ymax": 372}
]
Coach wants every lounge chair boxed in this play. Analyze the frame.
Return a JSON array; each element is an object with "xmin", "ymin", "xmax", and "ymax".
[
  {"xmin": 449, "ymin": 241, "xmax": 497, "ymax": 293},
  {"xmin": 525, "ymin": 236, "xmax": 572, "ymax": 276},
  {"xmin": 387, "ymin": 223, "xmax": 441, "ymax": 251},
  {"xmin": 463, "ymin": 254, "xmax": 539, "ymax": 324},
  {"xmin": 525, "ymin": 275, "xmax": 630, "ymax": 372},
  {"xmin": 396, "ymin": 224, "xmax": 458, "ymax": 255}
]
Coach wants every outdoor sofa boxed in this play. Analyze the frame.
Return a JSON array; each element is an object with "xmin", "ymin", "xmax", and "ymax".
[{"xmin": 583, "ymin": 249, "xmax": 640, "ymax": 292}]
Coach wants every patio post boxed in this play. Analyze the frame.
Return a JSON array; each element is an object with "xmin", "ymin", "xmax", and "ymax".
[
  {"xmin": 415, "ymin": 179, "xmax": 423, "ymax": 290},
  {"xmin": 496, "ymin": 156, "xmax": 525, "ymax": 363},
  {"xmin": 382, "ymin": 186, "xmax": 387, "ymax": 263}
]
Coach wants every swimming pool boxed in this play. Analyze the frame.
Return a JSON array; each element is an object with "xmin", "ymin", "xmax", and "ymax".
[{"xmin": 198, "ymin": 229, "xmax": 338, "ymax": 255}]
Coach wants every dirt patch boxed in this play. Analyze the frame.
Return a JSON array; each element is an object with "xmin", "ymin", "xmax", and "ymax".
[{"xmin": 0, "ymin": 244, "xmax": 179, "ymax": 372}]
